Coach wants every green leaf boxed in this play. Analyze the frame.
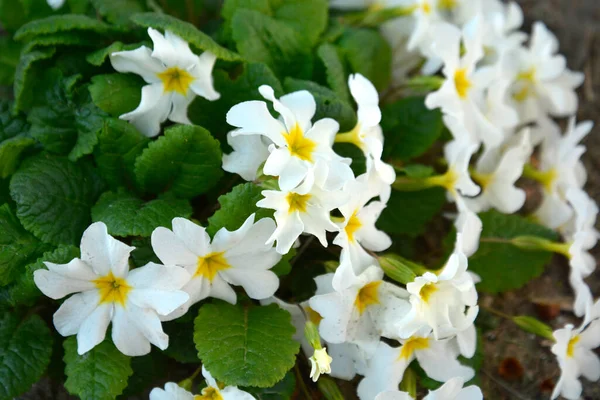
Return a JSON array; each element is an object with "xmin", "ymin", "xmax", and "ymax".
[
  {"xmin": 270, "ymin": 0, "xmax": 327, "ymax": 46},
  {"xmin": 134, "ymin": 124, "xmax": 223, "ymax": 199},
  {"xmin": 0, "ymin": 245, "xmax": 79, "ymax": 307},
  {"xmin": 244, "ymin": 370, "xmax": 296, "ymax": 400},
  {"xmin": 64, "ymin": 337, "xmax": 133, "ymax": 400},
  {"xmin": 86, "ymin": 41, "xmax": 145, "ymax": 66},
  {"xmin": 92, "ymin": 189, "xmax": 192, "ymax": 237},
  {"xmin": 337, "ymin": 27, "xmax": 391, "ymax": 91},
  {"xmin": 194, "ymin": 302, "xmax": 299, "ymax": 387},
  {"xmin": 376, "ymin": 187, "xmax": 446, "ymax": 237},
  {"xmin": 207, "ymin": 183, "xmax": 272, "ymax": 236},
  {"xmin": 398, "ymin": 164, "xmax": 435, "ymax": 179},
  {"xmin": 120, "ymin": 352, "xmax": 167, "ymax": 397},
  {"xmin": 89, "ymin": 73, "xmax": 144, "ymax": 117},
  {"xmin": 231, "ymin": 9, "xmax": 312, "ymax": 79},
  {"xmin": 131, "ymin": 13, "xmax": 242, "ymax": 61},
  {"xmin": 94, "ymin": 118, "xmax": 150, "ymax": 190},
  {"xmin": 468, "ymin": 211, "xmax": 559, "ymax": 293},
  {"xmin": 0, "ymin": 0, "xmax": 53, "ymax": 33},
  {"xmin": 0, "ymin": 100, "xmax": 29, "ymax": 142},
  {"xmin": 21, "ymin": 32, "xmax": 97, "ymax": 54},
  {"xmin": 317, "ymin": 43, "xmax": 350, "ymax": 103},
  {"xmin": 91, "ymin": 0, "xmax": 146, "ymax": 27},
  {"xmin": 14, "ymin": 14, "xmax": 118, "ymax": 42},
  {"xmin": 222, "ymin": 0, "xmax": 271, "ymax": 21},
  {"xmin": 0, "ymin": 312, "xmax": 53, "ymax": 399},
  {"xmin": 0, "ymin": 37, "xmax": 22, "ymax": 85},
  {"xmin": 162, "ymin": 319, "xmax": 198, "ymax": 364},
  {"xmin": 0, "ymin": 137, "xmax": 35, "ymax": 179},
  {"xmin": 188, "ymin": 62, "xmax": 283, "ymax": 142},
  {"xmin": 283, "ymin": 78, "xmax": 356, "ymax": 132},
  {"xmin": 130, "ymin": 237, "xmax": 160, "ymax": 268},
  {"xmin": 13, "ymin": 47, "xmax": 56, "ymax": 113},
  {"xmin": 271, "ymin": 247, "xmax": 295, "ymax": 277},
  {"xmin": 9, "ymin": 153, "xmax": 104, "ymax": 246},
  {"xmin": 381, "ymin": 97, "xmax": 443, "ymax": 161},
  {"xmin": 0, "ymin": 204, "xmax": 50, "ymax": 286}
]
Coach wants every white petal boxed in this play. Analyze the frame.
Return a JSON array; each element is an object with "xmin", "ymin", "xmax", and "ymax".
[
  {"xmin": 127, "ymin": 262, "xmax": 190, "ymax": 291},
  {"xmin": 109, "ymin": 46, "xmax": 163, "ymax": 83},
  {"xmin": 151, "ymin": 226, "xmax": 199, "ymax": 268},
  {"xmin": 220, "ymin": 269, "xmax": 279, "ymax": 300},
  {"xmin": 80, "ymin": 222, "xmax": 134, "ymax": 277},
  {"xmin": 309, "ymin": 292, "xmax": 351, "ymax": 344},
  {"xmin": 220, "ymin": 386, "xmax": 256, "ymax": 400},
  {"xmin": 279, "ymin": 90, "xmax": 316, "ymax": 132},
  {"xmin": 111, "ymin": 306, "xmax": 152, "ymax": 356},
  {"xmin": 208, "ymin": 275, "xmax": 237, "ymax": 304},
  {"xmin": 34, "ymin": 260, "xmax": 97, "ymax": 299},
  {"xmin": 168, "ymin": 92, "xmax": 195, "ymax": 125},
  {"xmin": 53, "ymin": 290, "xmax": 101, "ymax": 336},
  {"xmin": 172, "ymin": 218, "xmax": 212, "ymax": 256},
  {"xmin": 227, "ymin": 101, "xmax": 286, "ymax": 146},
  {"xmin": 128, "ymin": 289, "xmax": 189, "ymax": 316},
  {"xmin": 189, "ymin": 51, "xmax": 220, "ymax": 101},
  {"xmin": 348, "ymin": 73, "xmax": 381, "ymax": 128},
  {"xmin": 149, "ymin": 382, "xmax": 195, "ymax": 400},
  {"xmin": 148, "ymin": 28, "xmax": 180, "ymax": 67},
  {"xmin": 222, "ymin": 133, "xmax": 270, "ymax": 181},
  {"xmin": 120, "ymin": 83, "xmax": 172, "ymax": 138},
  {"xmin": 76, "ymin": 303, "xmax": 112, "ymax": 355},
  {"xmin": 125, "ymin": 305, "xmax": 168, "ymax": 353}
]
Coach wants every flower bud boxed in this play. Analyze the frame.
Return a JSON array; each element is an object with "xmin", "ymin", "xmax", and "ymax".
[
  {"xmin": 512, "ymin": 315, "xmax": 554, "ymax": 340},
  {"xmin": 378, "ymin": 254, "xmax": 419, "ymax": 284}
]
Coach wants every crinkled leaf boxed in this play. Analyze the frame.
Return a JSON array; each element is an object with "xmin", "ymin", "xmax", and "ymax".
[
  {"xmin": 94, "ymin": 118, "xmax": 150, "ymax": 190},
  {"xmin": 468, "ymin": 211, "xmax": 559, "ymax": 293},
  {"xmin": 231, "ymin": 9, "xmax": 312, "ymax": 79},
  {"xmin": 0, "ymin": 245, "xmax": 79, "ymax": 307},
  {"xmin": 92, "ymin": 189, "xmax": 192, "ymax": 237},
  {"xmin": 134, "ymin": 124, "xmax": 223, "ymax": 199},
  {"xmin": 194, "ymin": 302, "xmax": 299, "ymax": 387},
  {"xmin": 89, "ymin": 73, "xmax": 144, "ymax": 118},
  {"xmin": 0, "ymin": 204, "xmax": 50, "ymax": 286},
  {"xmin": 86, "ymin": 41, "xmax": 146, "ymax": 66},
  {"xmin": 381, "ymin": 97, "xmax": 443, "ymax": 161},
  {"xmin": 207, "ymin": 183, "xmax": 273, "ymax": 236},
  {"xmin": 188, "ymin": 62, "xmax": 282, "ymax": 143},
  {"xmin": 337, "ymin": 27, "xmax": 391, "ymax": 91},
  {"xmin": 64, "ymin": 337, "xmax": 133, "ymax": 400},
  {"xmin": 244, "ymin": 370, "xmax": 296, "ymax": 400},
  {"xmin": 270, "ymin": 0, "xmax": 327, "ymax": 46},
  {"xmin": 0, "ymin": 0, "xmax": 53, "ymax": 33},
  {"xmin": 21, "ymin": 32, "xmax": 97, "ymax": 54},
  {"xmin": 0, "ymin": 312, "xmax": 53, "ymax": 399},
  {"xmin": 91, "ymin": 0, "xmax": 146, "ymax": 27},
  {"xmin": 317, "ymin": 43, "xmax": 350, "ymax": 103},
  {"xmin": 0, "ymin": 137, "xmax": 35, "ymax": 179},
  {"xmin": 131, "ymin": 12, "xmax": 242, "ymax": 61},
  {"xmin": 9, "ymin": 153, "xmax": 104, "ymax": 246},
  {"xmin": 13, "ymin": 47, "xmax": 56, "ymax": 113},
  {"xmin": 0, "ymin": 100, "xmax": 29, "ymax": 142},
  {"xmin": 283, "ymin": 78, "xmax": 356, "ymax": 131},
  {"xmin": 377, "ymin": 187, "xmax": 446, "ymax": 237},
  {"xmin": 0, "ymin": 37, "xmax": 22, "ymax": 85},
  {"xmin": 14, "ymin": 14, "xmax": 118, "ymax": 42}
]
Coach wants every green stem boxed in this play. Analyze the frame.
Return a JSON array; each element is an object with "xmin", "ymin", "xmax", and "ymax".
[{"xmin": 399, "ymin": 367, "xmax": 417, "ymax": 398}]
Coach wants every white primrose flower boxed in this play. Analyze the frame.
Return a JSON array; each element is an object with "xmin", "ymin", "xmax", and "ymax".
[
  {"xmin": 337, "ymin": 74, "xmax": 396, "ymax": 185},
  {"xmin": 510, "ymin": 22, "xmax": 584, "ymax": 123},
  {"xmin": 149, "ymin": 382, "xmax": 196, "ymax": 400},
  {"xmin": 110, "ymin": 28, "xmax": 219, "ymax": 137},
  {"xmin": 33, "ymin": 222, "xmax": 190, "ymax": 356},
  {"xmin": 443, "ymin": 140, "xmax": 481, "ymax": 202},
  {"xmin": 222, "ymin": 132, "xmax": 271, "ymax": 181},
  {"xmin": 226, "ymin": 85, "xmax": 353, "ymax": 191},
  {"xmin": 310, "ymin": 347, "xmax": 334, "ymax": 382},
  {"xmin": 395, "ymin": 234, "xmax": 479, "ymax": 354},
  {"xmin": 257, "ymin": 168, "xmax": 346, "ymax": 254},
  {"xmin": 374, "ymin": 377, "xmax": 483, "ymax": 400},
  {"xmin": 533, "ymin": 117, "xmax": 592, "ymax": 229},
  {"xmin": 357, "ymin": 338, "xmax": 475, "ymax": 400},
  {"xmin": 309, "ymin": 266, "xmax": 410, "ymax": 355},
  {"xmin": 465, "ymin": 131, "xmax": 532, "ymax": 214},
  {"xmin": 151, "ymin": 214, "xmax": 281, "ymax": 319},
  {"xmin": 47, "ymin": 0, "xmax": 65, "ymax": 10},
  {"xmin": 478, "ymin": 0, "xmax": 526, "ymax": 65},
  {"xmin": 333, "ymin": 173, "xmax": 393, "ymax": 290},
  {"xmin": 551, "ymin": 315, "xmax": 600, "ymax": 400},
  {"xmin": 425, "ymin": 19, "xmax": 506, "ymax": 148},
  {"xmin": 454, "ymin": 197, "xmax": 483, "ymax": 258}
]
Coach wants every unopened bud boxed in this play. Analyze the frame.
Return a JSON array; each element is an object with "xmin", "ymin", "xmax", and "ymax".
[
  {"xmin": 378, "ymin": 254, "xmax": 419, "ymax": 284},
  {"xmin": 304, "ymin": 321, "xmax": 322, "ymax": 350},
  {"xmin": 512, "ymin": 315, "xmax": 554, "ymax": 340}
]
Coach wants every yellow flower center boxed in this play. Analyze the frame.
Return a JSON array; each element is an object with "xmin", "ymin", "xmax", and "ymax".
[
  {"xmin": 283, "ymin": 123, "xmax": 317, "ymax": 162},
  {"xmin": 399, "ymin": 337, "xmax": 430, "ymax": 360},
  {"xmin": 438, "ymin": 0, "xmax": 457, "ymax": 9},
  {"xmin": 454, "ymin": 68, "xmax": 472, "ymax": 99},
  {"xmin": 354, "ymin": 281, "xmax": 381, "ymax": 315},
  {"xmin": 305, "ymin": 306, "xmax": 323, "ymax": 325},
  {"xmin": 195, "ymin": 387, "xmax": 223, "ymax": 400},
  {"xmin": 471, "ymin": 171, "xmax": 494, "ymax": 190},
  {"xmin": 567, "ymin": 335, "xmax": 579, "ymax": 358},
  {"xmin": 513, "ymin": 68, "xmax": 536, "ymax": 102},
  {"xmin": 421, "ymin": 1, "xmax": 431, "ymax": 13},
  {"xmin": 286, "ymin": 192, "xmax": 311, "ymax": 214},
  {"xmin": 195, "ymin": 252, "xmax": 230, "ymax": 281},
  {"xmin": 93, "ymin": 271, "xmax": 132, "ymax": 306},
  {"xmin": 157, "ymin": 67, "xmax": 195, "ymax": 95},
  {"xmin": 345, "ymin": 211, "xmax": 362, "ymax": 242},
  {"xmin": 418, "ymin": 282, "xmax": 438, "ymax": 303}
]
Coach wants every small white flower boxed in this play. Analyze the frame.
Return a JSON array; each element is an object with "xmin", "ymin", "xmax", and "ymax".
[
  {"xmin": 309, "ymin": 266, "xmax": 410, "ymax": 355},
  {"xmin": 551, "ymin": 317, "xmax": 600, "ymax": 400},
  {"xmin": 33, "ymin": 222, "xmax": 190, "ymax": 356},
  {"xmin": 338, "ymin": 74, "xmax": 396, "ymax": 185},
  {"xmin": 396, "ymin": 234, "xmax": 479, "ymax": 345},
  {"xmin": 358, "ymin": 338, "xmax": 475, "ymax": 400},
  {"xmin": 333, "ymin": 173, "xmax": 392, "ymax": 289},
  {"xmin": 510, "ymin": 22, "xmax": 584, "ymax": 123},
  {"xmin": 222, "ymin": 133, "xmax": 271, "ymax": 181},
  {"xmin": 443, "ymin": 140, "xmax": 481, "ymax": 201},
  {"xmin": 47, "ymin": 0, "xmax": 65, "ymax": 10},
  {"xmin": 454, "ymin": 197, "xmax": 483, "ymax": 258},
  {"xmin": 466, "ymin": 130, "xmax": 532, "ymax": 213},
  {"xmin": 565, "ymin": 188, "xmax": 599, "ymax": 278},
  {"xmin": 199, "ymin": 367, "xmax": 255, "ymax": 400},
  {"xmin": 257, "ymin": 169, "xmax": 346, "ymax": 254},
  {"xmin": 110, "ymin": 28, "xmax": 219, "ymax": 137},
  {"xmin": 533, "ymin": 117, "xmax": 592, "ymax": 229},
  {"xmin": 149, "ymin": 382, "xmax": 195, "ymax": 400},
  {"xmin": 310, "ymin": 347, "xmax": 334, "ymax": 382},
  {"xmin": 151, "ymin": 214, "xmax": 281, "ymax": 319},
  {"xmin": 374, "ymin": 376, "xmax": 483, "ymax": 400},
  {"xmin": 227, "ymin": 85, "xmax": 353, "ymax": 191}
]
